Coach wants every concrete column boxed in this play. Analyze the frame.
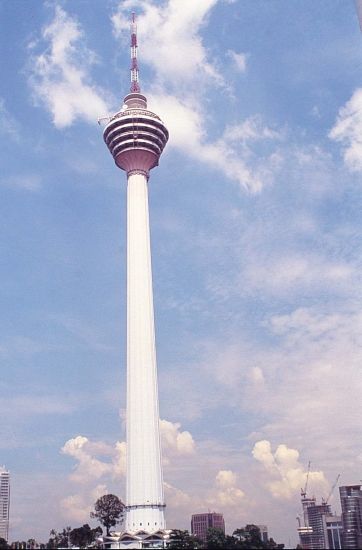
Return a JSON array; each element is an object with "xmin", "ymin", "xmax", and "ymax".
[{"xmin": 125, "ymin": 171, "xmax": 165, "ymax": 532}]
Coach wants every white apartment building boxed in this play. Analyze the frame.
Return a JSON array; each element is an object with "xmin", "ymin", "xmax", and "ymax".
[{"xmin": 0, "ymin": 467, "xmax": 10, "ymax": 541}]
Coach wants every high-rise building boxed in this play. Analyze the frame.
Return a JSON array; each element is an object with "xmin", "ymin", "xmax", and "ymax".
[
  {"xmin": 257, "ymin": 525, "xmax": 268, "ymax": 544},
  {"xmin": 339, "ymin": 485, "xmax": 362, "ymax": 549},
  {"xmin": 191, "ymin": 513, "xmax": 225, "ymax": 543},
  {"xmin": 297, "ymin": 492, "xmax": 342, "ymax": 549},
  {"xmin": 102, "ymin": 13, "xmax": 168, "ymax": 549},
  {"xmin": 0, "ymin": 467, "xmax": 10, "ymax": 542},
  {"xmin": 307, "ymin": 502, "xmax": 332, "ymax": 549},
  {"xmin": 322, "ymin": 514, "xmax": 343, "ymax": 550}
]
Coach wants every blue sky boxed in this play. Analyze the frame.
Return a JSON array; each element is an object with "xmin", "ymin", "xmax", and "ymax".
[{"xmin": 1, "ymin": 0, "xmax": 362, "ymax": 545}]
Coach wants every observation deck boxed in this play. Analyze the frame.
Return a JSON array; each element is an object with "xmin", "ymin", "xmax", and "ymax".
[{"xmin": 103, "ymin": 93, "xmax": 169, "ymax": 174}]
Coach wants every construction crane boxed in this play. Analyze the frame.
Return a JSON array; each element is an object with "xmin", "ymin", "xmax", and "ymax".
[
  {"xmin": 301, "ymin": 461, "xmax": 311, "ymax": 498},
  {"xmin": 323, "ymin": 474, "xmax": 341, "ymax": 505}
]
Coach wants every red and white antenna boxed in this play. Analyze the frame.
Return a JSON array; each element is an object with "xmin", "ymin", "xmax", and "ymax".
[{"xmin": 130, "ymin": 12, "xmax": 140, "ymax": 93}]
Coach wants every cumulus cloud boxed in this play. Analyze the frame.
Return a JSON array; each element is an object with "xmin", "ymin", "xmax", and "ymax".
[
  {"xmin": 28, "ymin": 5, "xmax": 110, "ymax": 128},
  {"xmin": 215, "ymin": 469, "xmax": 238, "ymax": 488},
  {"xmin": 62, "ymin": 421, "xmax": 195, "ymax": 486},
  {"xmin": 329, "ymin": 88, "xmax": 362, "ymax": 172},
  {"xmin": 113, "ymin": 442, "xmax": 127, "ymax": 478},
  {"xmin": 59, "ymin": 425, "xmax": 197, "ymax": 528},
  {"xmin": 60, "ymin": 420, "xmax": 195, "ymax": 512},
  {"xmin": 208, "ymin": 470, "xmax": 245, "ymax": 507},
  {"xmin": 252, "ymin": 440, "xmax": 327, "ymax": 499},
  {"xmin": 112, "ymin": 1, "xmax": 281, "ymax": 192},
  {"xmin": 61, "ymin": 436, "xmax": 116, "ymax": 483},
  {"xmin": 160, "ymin": 419, "xmax": 196, "ymax": 456}
]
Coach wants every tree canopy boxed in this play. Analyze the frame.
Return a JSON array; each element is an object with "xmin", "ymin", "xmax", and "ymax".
[
  {"xmin": 90, "ymin": 493, "xmax": 125, "ymax": 535},
  {"xmin": 168, "ymin": 529, "xmax": 202, "ymax": 549},
  {"xmin": 47, "ymin": 524, "xmax": 101, "ymax": 548},
  {"xmin": 70, "ymin": 524, "xmax": 102, "ymax": 548}
]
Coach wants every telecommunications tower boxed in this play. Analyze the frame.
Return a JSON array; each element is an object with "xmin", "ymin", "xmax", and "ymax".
[{"xmin": 103, "ymin": 13, "xmax": 168, "ymax": 538}]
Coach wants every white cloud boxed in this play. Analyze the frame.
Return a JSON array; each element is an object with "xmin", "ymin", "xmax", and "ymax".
[
  {"xmin": 112, "ymin": 0, "xmax": 222, "ymax": 90},
  {"xmin": 61, "ymin": 436, "xmax": 114, "ymax": 483},
  {"xmin": 29, "ymin": 5, "xmax": 110, "ymax": 128},
  {"xmin": 160, "ymin": 419, "xmax": 196, "ymax": 455},
  {"xmin": 208, "ymin": 470, "xmax": 245, "ymax": 507},
  {"xmin": 148, "ymin": 93, "xmax": 275, "ymax": 192},
  {"xmin": 59, "ymin": 427, "xmax": 197, "ymax": 531},
  {"xmin": 113, "ymin": 442, "xmax": 127, "ymax": 478},
  {"xmin": 215, "ymin": 469, "xmax": 238, "ymax": 489},
  {"xmin": 223, "ymin": 116, "xmax": 281, "ymax": 143},
  {"xmin": 216, "ymin": 486, "xmax": 245, "ymax": 507},
  {"xmin": 227, "ymin": 49, "xmax": 248, "ymax": 73},
  {"xmin": 62, "ymin": 421, "xmax": 195, "ymax": 487},
  {"xmin": 112, "ymin": 1, "xmax": 280, "ymax": 192},
  {"xmin": 169, "ymin": 297, "xmax": 362, "ymax": 517},
  {"xmin": 329, "ymin": 88, "xmax": 362, "ymax": 173},
  {"xmin": 252, "ymin": 440, "xmax": 327, "ymax": 499}
]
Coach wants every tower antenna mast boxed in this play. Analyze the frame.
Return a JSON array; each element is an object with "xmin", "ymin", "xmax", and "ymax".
[{"xmin": 130, "ymin": 12, "xmax": 140, "ymax": 93}]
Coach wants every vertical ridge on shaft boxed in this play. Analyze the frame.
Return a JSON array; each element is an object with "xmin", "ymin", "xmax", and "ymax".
[{"xmin": 125, "ymin": 172, "xmax": 165, "ymax": 532}]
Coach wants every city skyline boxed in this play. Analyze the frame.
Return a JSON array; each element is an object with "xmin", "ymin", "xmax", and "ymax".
[{"xmin": 1, "ymin": 1, "xmax": 362, "ymax": 547}]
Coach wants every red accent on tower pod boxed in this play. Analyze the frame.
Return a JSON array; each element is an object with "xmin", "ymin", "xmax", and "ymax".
[{"xmin": 115, "ymin": 149, "xmax": 158, "ymax": 172}]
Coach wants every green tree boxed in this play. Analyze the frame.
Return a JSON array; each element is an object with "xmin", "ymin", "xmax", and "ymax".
[
  {"xmin": 90, "ymin": 494, "xmax": 125, "ymax": 535},
  {"xmin": 47, "ymin": 526, "xmax": 72, "ymax": 548},
  {"xmin": 206, "ymin": 528, "xmax": 229, "ymax": 549},
  {"xmin": 47, "ymin": 529, "xmax": 60, "ymax": 549},
  {"xmin": 232, "ymin": 526, "xmax": 284, "ymax": 550},
  {"xmin": 69, "ymin": 524, "xmax": 101, "ymax": 548},
  {"xmin": 267, "ymin": 540, "xmax": 284, "ymax": 550},
  {"xmin": 168, "ymin": 529, "xmax": 202, "ymax": 549},
  {"xmin": 0, "ymin": 538, "xmax": 8, "ymax": 549},
  {"xmin": 244, "ymin": 525, "xmax": 265, "ymax": 548}
]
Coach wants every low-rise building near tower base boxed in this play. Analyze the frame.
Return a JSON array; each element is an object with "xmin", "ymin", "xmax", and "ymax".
[{"xmin": 101, "ymin": 529, "xmax": 171, "ymax": 549}]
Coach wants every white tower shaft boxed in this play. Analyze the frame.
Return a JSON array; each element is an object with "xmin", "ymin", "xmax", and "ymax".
[{"xmin": 125, "ymin": 171, "xmax": 165, "ymax": 532}]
